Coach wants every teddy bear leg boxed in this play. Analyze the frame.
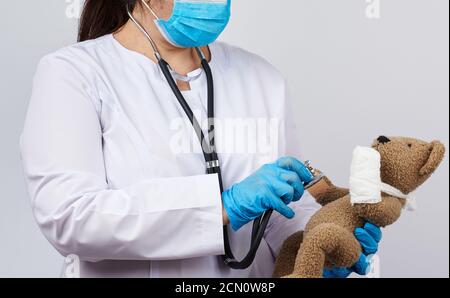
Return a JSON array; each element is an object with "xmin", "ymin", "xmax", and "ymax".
[
  {"xmin": 273, "ymin": 231, "xmax": 304, "ymax": 278},
  {"xmin": 290, "ymin": 223, "xmax": 362, "ymax": 278}
]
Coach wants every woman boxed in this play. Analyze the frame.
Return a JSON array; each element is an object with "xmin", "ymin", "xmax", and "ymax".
[{"xmin": 20, "ymin": 0, "xmax": 380, "ymax": 278}]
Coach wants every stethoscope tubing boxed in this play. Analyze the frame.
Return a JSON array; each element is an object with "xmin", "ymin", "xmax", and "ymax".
[
  {"xmin": 159, "ymin": 54, "xmax": 271, "ymax": 270},
  {"xmin": 127, "ymin": 4, "xmax": 270, "ymax": 269}
]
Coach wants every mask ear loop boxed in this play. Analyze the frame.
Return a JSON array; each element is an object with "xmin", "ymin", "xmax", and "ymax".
[
  {"xmin": 129, "ymin": 1, "xmax": 205, "ymax": 81},
  {"xmin": 141, "ymin": 0, "xmax": 160, "ymax": 20},
  {"xmin": 126, "ymin": 4, "xmax": 161, "ymax": 61}
]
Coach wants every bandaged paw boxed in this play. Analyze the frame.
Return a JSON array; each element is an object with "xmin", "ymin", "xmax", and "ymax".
[
  {"xmin": 350, "ymin": 146, "xmax": 383, "ymax": 205},
  {"xmin": 349, "ymin": 146, "xmax": 417, "ymax": 211}
]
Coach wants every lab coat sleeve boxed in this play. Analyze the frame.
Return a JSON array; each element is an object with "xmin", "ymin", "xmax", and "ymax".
[
  {"xmin": 263, "ymin": 81, "xmax": 321, "ymax": 258},
  {"xmin": 20, "ymin": 55, "xmax": 224, "ymax": 262}
]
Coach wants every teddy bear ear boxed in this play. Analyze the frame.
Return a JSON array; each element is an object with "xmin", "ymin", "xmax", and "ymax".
[{"xmin": 420, "ymin": 141, "xmax": 446, "ymax": 176}]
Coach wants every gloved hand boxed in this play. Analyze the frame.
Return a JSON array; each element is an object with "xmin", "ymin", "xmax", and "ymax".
[
  {"xmin": 323, "ymin": 223, "xmax": 382, "ymax": 278},
  {"xmin": 222, "ymin": 157, "xmax": 314, "ymax": 231}
]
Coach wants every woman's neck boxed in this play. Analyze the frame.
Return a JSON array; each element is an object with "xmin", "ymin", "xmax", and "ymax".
[{"xmin": 114, "ymin": 19, "xmax": 210, "ymax": 76}]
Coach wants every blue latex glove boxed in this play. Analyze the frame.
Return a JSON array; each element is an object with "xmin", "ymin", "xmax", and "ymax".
[
  {"xmin": 323, "ymin": 223, "xmax": 382, "ymax": 278},
  {"xmin": 222, "ymin": 157, "xmax": 314, "ymax": 231}
]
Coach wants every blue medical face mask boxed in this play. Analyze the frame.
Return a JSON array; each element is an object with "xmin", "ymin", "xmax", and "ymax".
[{"xmin": 142, "ymin": 0, "xmax": 231, "ymax": 48}]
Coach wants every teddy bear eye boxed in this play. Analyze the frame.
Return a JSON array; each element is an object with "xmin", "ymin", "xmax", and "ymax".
[{"xmin": 407, "ymin": 144, "xmax": 412, "ymax": 148}]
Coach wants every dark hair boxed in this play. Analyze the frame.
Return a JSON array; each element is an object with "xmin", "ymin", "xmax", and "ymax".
[{"xmin": 78, "ymin": 0, "xmax": 138, "ymax": 42}]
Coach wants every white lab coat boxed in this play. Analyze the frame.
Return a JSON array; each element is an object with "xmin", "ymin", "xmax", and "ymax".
[{"xmin": 20, "ymin": 34, "xmax": 320, "ymax": 278}]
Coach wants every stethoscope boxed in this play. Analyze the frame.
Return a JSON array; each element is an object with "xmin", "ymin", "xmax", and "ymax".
[{"xmin": 127, "ymin": 7, "xmax": 322, "ymax": 270}]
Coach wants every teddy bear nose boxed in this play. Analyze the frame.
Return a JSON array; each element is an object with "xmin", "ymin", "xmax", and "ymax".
[{"xmin": 377, "ymin": 136, "xmax": 391, "ymax": 144}]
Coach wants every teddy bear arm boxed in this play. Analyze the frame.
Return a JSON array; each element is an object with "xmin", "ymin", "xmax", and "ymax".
[{"xmin": 309, "ymin": 176, "xmax": 349, "ymax": 206}]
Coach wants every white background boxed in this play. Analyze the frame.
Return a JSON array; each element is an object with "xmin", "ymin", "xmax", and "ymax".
[{"xmin": 0, "ymin": 0, "xmax": 448, "ymax": 277}]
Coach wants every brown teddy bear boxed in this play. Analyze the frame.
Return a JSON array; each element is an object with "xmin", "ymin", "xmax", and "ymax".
[{"xmin": 273, "ymin": 136, "xmax": 446, "ymax": 278}]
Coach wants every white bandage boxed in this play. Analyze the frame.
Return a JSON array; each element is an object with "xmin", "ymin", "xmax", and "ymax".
[
  {"xmin": 350, "ymin": 146, "xmax": 383, "ymax": 205},
  {"xmin": 380, "ymin": 183, "xmax": 417, "ymax": 211},
  {"xmin": 349, "ymin": 146, "xmax": 417, "ymax": 211}
]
